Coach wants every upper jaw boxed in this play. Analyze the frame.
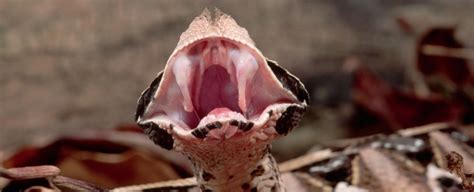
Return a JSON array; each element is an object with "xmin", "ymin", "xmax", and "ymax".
[{"xmin": 137, "ymin": 37, "xmax": 302, "ymax": 132}]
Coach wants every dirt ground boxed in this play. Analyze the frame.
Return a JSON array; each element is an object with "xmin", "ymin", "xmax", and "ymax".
[{"xmin": 1, "ymin": 0, "xmax": 474, "ymax": 160}]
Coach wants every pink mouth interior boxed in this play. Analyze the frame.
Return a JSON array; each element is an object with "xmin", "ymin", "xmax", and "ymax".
[
  {"xmin": 148, "ymin": 38, "xmax": 297, "ymax": 129},
  {"xmin": 196, "ymin": 65, "xmax": 241, "ymax": 118}
]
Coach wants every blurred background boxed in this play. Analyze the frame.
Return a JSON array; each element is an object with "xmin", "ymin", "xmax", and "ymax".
[{"xmin": 1, "ymin": 0, "xmax": 474, "ymax": 188}]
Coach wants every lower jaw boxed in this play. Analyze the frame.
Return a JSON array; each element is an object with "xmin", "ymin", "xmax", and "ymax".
[{"xmin": 184, "ymin": 143, "xmax": 284, "ymax": 192}]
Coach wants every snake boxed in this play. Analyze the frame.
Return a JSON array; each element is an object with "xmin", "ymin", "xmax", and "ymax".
[{"xmin": 135, "ymin": 8, "xmax": 309, "ymax": 192}]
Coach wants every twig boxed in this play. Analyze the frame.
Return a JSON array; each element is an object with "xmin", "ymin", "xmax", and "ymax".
[
  {"xmin": 422, "ymin": 45, "xmax": 474, "ymax": 61},
  {"xmin": 0, "ymin": 166, "xmax": 60, "ymax": 180}
]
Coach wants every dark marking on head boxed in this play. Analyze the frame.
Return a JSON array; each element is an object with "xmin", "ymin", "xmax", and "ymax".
[
  {"xmin": 192, "ymin": 127, "xmax": 209, "ymax": 138},
  {"xmin": 265, "ymin": 145, "xmax": 272, "ymax": 154},
  {"xmin": 251, "ymin": 187, "xmax": 257, "ymax": 192},
  {"xmin": 237, "ymin": 122, "xmax": 247, "ymax": 130},
  {"xmin": 139, "ymin": 122, "xmax": 173, "ymax": 150},
  {"xmin": 275, "ymin": 105, "xmax": 305, "ymax": 135},
  {"xmin": 240, "ymin": 122, "xmax": 251, "ymax": 131},
  {"xmin": 266, "ymin": 59, "xmax": 310, "ymax": 104},
  {"xmin": 230, "ymin": 120, "xmax": 253, "ymax": 132},
  {"xmin": 241, "ymin": 183, "xmax": 250, "ymax": 190},
  {"xmin": 251, "ymin": 165, "xmax": 265, "ymax": 178},
  {"xmin": 243, "ymin": 122, "xmax": 254, "ymax": 131},
  {"xmin": 202, "ymin": 171, "xmax": 215, "ymax": 182},
  {"xmin": 135, "ymin": 71, "xmax": 164, "ymax": 121},
  {"xmin": 143, "ymin": 126, "xmax": 154, "ymax": 135},
  {"xmin": 230, "ymin": 120, "xmax": 239, "ymax": 126},
  {"xmin": 228, "ymin": 175, "xmax": 234, "ymax": 180},
  {"xmin": 206, "ymin": 121, "xmax": 222, "ymax": 130},
  {"xmin": 203, "ymin": 190, "xmax": 213, "ymax": 192}
]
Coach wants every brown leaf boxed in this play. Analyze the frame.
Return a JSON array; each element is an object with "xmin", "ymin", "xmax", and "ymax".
[
  {"xmin": 417, "ymin": 28, "xmax": 473, "ymax": 87},
  {"xmin": 2, "ymin": 127, "xmax": 191, "ymax": 188},
  {"xmin": 352, "ymin": 65, "xmax": 462, "ymax": 130},
  {"xmin": 417, "ymin": 27, "xmax": 474, "ymax": 123}
]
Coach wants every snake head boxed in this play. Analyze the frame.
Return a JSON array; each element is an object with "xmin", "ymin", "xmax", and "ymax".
[{"xmin": 135, "ymin": 9, "xmax": 309, "ymax": 152}]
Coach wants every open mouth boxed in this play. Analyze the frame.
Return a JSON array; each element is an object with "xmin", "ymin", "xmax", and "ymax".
[{"xmin": 137, "ymin": 38, "xmax": 301, "ymax": 136}]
